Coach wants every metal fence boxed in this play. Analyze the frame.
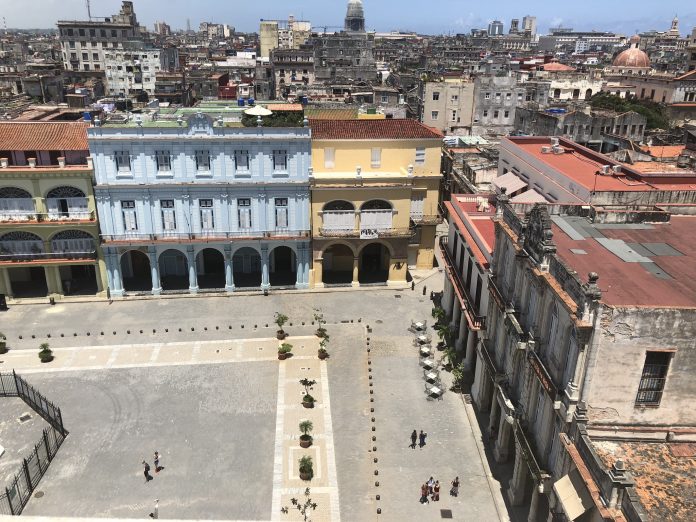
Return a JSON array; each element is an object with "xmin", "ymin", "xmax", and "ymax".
[{"xmin": 0, "ymin": 371, "xmax": 67, "ymax": 515}]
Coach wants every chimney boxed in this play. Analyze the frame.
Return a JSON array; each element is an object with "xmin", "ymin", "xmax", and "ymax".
[
  {"xmin": 87, "ymin": 156, "xmax": 94, "ymax": 169},
  {"xmin": 28, "ymin": 158, "xmax": 37, "ymax": 168},
  {"xmin": 58, "ymin": 157, "xmax": 66, "ymax": 168},
  {"xmin": 0, "ymin": 158, "xmax": 7, "ymax": 168}
]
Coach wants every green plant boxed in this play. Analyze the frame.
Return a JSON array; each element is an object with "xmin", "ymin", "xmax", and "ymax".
[
  {"xmin": 0, "ymin": 332, "xmax": 7, "ymax": 354},
  {"xmin": 314, "ymin": 308, "xmax": 327, "ymax": 337},
  {"xmin": 318, "ymin": 335, "xmax": 330, "ymax": 355},
  {"xmin": 299, "ymin": 420, "xmax": 313, "ymax": 437},
  {"xmin": 432, "ymin": 306, "xmax": 445, "ymax": 323},
  {"xmin": 302, "ymin": 393, "xmax": 315, "ymax": 404},
  {"xmin": 299, "ymin": 378, "xmax": 316, "ymax": 395},
  {"xmin": 275, "ymin": 312, "xmax": 289, "ymax": 336},
  {"xmin": 281, "ymin": 487, "xmax": 318, "ymax": 521},
  {"xmin": 451, "ymin": 362, "xmax": 466, "ymax": 391},
  {"xmin": 443, "ymin": 346, "xmax": 457, "ymax": 368},
  {"xmin": 38, "ymin": 342, "xmax": 53, "ymax": 363},
  {"xmin": 298, "ymin": 455, "xmax": 314, "ymax": 479},
  {"xmin": 278, "ymin": 343, "xmax": 293, "ymax": 354},
  {"xmin": 436, "ymin": 324, "xmax": 453, "ymax": 345}
]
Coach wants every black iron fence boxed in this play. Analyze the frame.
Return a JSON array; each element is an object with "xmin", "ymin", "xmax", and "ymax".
[{"xmin": 0, "ymin": 371, "xmax": 67, "ymax": 515}]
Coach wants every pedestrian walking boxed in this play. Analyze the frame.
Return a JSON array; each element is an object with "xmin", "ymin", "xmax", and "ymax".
[
  {"xmin": 410, "ymin": 430, "xmax": 417, "ymax": 449},
  {"xmin": 420, "ymin": 483, "xmax": 429, "ymax": 504},
  {"xmin": 427, "ymin": 476, "xmax": 435, "ymax": 495},
  {"xmin": 142, "ymin": 461, "xmax": 152, "ymax": 483},
  {"xmin": 149, "ymin": 499, "xmax": 159, "ymax": 519},
  {"xmin": 450, "ymin": 476, "xmax": 460, "ymax": 497},
  {"xmin": 154, "ymin": 451, "xmax": 160, "ymax": 472},
  {"xmin": 432, "ymin": 480, "xmax": 440, "ymax": 501},
  {"xmin": 419, "ymin": 430, "xmax": 427, "ymax": 448}
]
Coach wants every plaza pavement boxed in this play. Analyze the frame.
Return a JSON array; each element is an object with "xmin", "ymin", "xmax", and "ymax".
[{"xmin": 0, "ymin": 276, "xmax": 508, "ymax": 521}]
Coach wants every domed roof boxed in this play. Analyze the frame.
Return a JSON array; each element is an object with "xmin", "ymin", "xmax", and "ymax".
[
  {"xmin": 613, "ymin": 36, "xmax": 650, "ymax": 68},
  {"xmin": 346, "ymin": 0, "xmax": 364, "ymax": 18}
]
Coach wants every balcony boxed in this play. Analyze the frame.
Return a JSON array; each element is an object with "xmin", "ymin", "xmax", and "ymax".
[
  {"xmin": 102, "ymin": 230, "xmax": 311, "ymax": 243},
  {"xmin": 488, "ymin": 274, "xmax": 506, "ymax": 311},
  {"xmin": 0, "ymin": 239, "xmax": 96, "ymax": 264},
  {"xmin": 410, "ymin": 214, "xmax": 443, "ymax": 226},
  {"xmin": 439, "ymin": 236, "xmax": 485, "ymax": 330}
]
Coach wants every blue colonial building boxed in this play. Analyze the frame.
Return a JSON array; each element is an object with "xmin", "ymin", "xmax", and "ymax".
[{"xmin": 88, "ymin": 110, "xmax": 311, "ymax": 296}]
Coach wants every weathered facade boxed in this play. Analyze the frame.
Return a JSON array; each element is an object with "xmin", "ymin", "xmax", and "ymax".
[
  {"xmin": 472, "ymin": 76, "xmax": 527, "ymax": 137},
  {"xmin": 421, "ymin": 79, "xmax": 475, "ymax": 135}
]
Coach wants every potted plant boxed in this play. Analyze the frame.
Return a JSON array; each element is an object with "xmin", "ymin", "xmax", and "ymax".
[
  {"xmin": 299, "ymin": 420, "xmax": 313, "ymax": 448},
  {"xmin": 318, "ymin": 335, "xmax": 329, "ymax": 360},
  {"xmin": 278, "ymin": 343, "xmax": 293, "ymax": 360},
  {"xmin": 0, "ymin": 332, "xmax": 7, "ymax": 354},
  {"xmin": 275, "ymin": 312, "xmax": 289, "ymax": 340},
  {"xmin": 432, "ymin": 306, "xmax": 445, "ymax": 325},
  {"xmin": 281, "ymin": 487, "xmax": 318, "ymax": 521},
  {"xmin": 313, "ymin": 309, "xmax": 327, "ymax": 338},
  {"xmin": 300, "ymin": 378, "xmax": 316, "ymax": 408},
  {"xmin": 38, "ymin": 342, "xmax": 53, "ymax": 363},
  {"xmin": 298, "ymin": 455, "xmax": 313, "ymax": 481}
]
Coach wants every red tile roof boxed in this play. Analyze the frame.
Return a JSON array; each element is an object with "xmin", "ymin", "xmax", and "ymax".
[
  {"xmin": 0, "ymin": 122, "xmax": 89, "ymax": 151},
  {"xmin": 540, "ymin": 62, "xmax": 576, "ymax": 72},
  {"xmin": 309, "ymin": 119, "xmax": 443, "ymax": 140}
]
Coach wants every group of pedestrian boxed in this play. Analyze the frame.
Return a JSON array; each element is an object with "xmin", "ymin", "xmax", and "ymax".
[
  {"xmin": 142, "ymin": 451, "xmax": 164, "ymax": 483},
  {"xmin": 419, "ymin": 476, "xmax": 460, "ymax": 504},
  {"xmin": 410, "ymin": 429, "xmax": 427, "ymax": 449}
]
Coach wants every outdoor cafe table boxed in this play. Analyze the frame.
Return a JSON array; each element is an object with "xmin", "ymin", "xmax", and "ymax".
[{"xmin": 420, "ymin": 346, "xmax": 431, "ymax": 357}]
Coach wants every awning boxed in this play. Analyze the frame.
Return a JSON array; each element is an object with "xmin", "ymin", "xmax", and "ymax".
[
  {"xmin": 492, "ymin": 172, "xmax": 527, "ymax": 196},
  {"xmin": 510, "ymin": 188, "xmax": 547, "ymax": 204},
  {"xmin": 553, "ymin": 469, "xmax": 594, "ymax": 520}
]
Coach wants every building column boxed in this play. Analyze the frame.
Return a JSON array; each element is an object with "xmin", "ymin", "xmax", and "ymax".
[
  {"xmin": 387, "ymin": 258, "xmax": 407, "ymax": 286},
  {"xmin": 224, "ymin": 247, "xmax": 235, "ymax": 292},
  {"xmin": 464, "ymin": 331, "xmax": 477, "ymax": 371},
  {"xmin": 508, "ymin": 441, "xmax": 529, "ymax": 506},
  {"xmin": 455, "ymin": 314, "xmax": 468, "ymax": 352},
  {"xmin": 442, "ymin": 277, "xmax": 455, "ymax": 317},
  {"xmin": 528, "ymin": 485, "xmax": 541, "ymax": 522},
  {"xmin": 149, "ymin": 248, "xmax": 161, "ymax": 295},
  {"xmin": 488, "ymin": 391, "xmax": 500, "ymax": 434},
  {"xmin": 494, "ymin": 410, "xmax": 513, "ymax": 463},
  {"xmin": 450, "ymin": 297, "xmax": 462, "ymax": 332},
  {"xmin": 44, "ymin": 265, "xmax": 63, "ymax": 296},
  {"xmin": 187, "ymin": 248, "xmax": 198, "ymax": 294},
  {"xmin": 303, "ymin": 243, "xmax": 311, "ymax": 286},
  {"xmin": 0, "ymin": 267, "xmax": 12, "ymax": 298},
  {"xmin": 295, "ymin": 245, "xmax": 307, "ymax": 289},
  {"xmin": 109, "ymin": 253, "xmax": 124, "ymax": 296},
  {"xmin": 261, "ymin": 245, "xmax": 270, "ymax": 289},
  {"xmin": 352, "ymin": 256, "xmax": 360, "ymax": 287},
  {"xmin": 471, "ymin": 348, "xmax": 486, "ymax": 408}
]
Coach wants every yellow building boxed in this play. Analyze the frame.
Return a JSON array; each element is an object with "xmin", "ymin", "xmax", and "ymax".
[
  {"xmin": 309, "ymin": 119, "xmax": 442, "ymax": 288},
  {"xmin": 0, "ymin": 122, "xmax": 107, "ymax": 300}
]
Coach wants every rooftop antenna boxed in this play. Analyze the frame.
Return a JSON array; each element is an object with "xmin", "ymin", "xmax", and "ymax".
[{"xmin": 85, "ymin": 0, "xmax": 92, "ymax": 21}]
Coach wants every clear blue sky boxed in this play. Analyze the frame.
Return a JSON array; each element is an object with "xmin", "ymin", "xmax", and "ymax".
[{"xmin": 5, "ymin": 0, "xmax": 695, "ymax": 36}]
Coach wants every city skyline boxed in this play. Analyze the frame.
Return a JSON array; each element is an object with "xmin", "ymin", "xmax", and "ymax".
[{"xmin": 3, "ymin": 0, "xmax": 695, "ymax": 36}]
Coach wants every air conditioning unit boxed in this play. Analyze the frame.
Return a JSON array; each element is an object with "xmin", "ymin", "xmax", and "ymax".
[
  {"xmin": 599, "ymin": 165, "xmax": 611, "ymax": 175},
  {"xmin": 612, "ymin": 165, "xmax": 622, "ymax": 174},
  {"xmin": 550, "ymin": 137, "xmax": 560, "ymax": 147},
  {"xmin": 541, "ymin": 146, "xmax": 552, "ymax": 154},
  {"xmin": 552, "ymin": 146, "xmax": 564, "ymax": 154}
]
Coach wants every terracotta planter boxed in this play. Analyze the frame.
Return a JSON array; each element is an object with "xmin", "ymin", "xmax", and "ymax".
[
  {"xmin": 40, "ymin": 355, "xmax": 54, "ymax": 363},
  {"xmin": 278, "ymin": 352, "xmax": 287, "ymax": 360},
  {"xmin": 318, "ymin": 350, "xmax": 328, "ymax": 360},
  {"xmin": 299, "ymin": 470, "xmax": 312, "ymax": 481},
  {"xmin": 299, "ymin": 436, "xmax": 313, "ymax": 448},
  {"xmin": 315, "ymin": 329, "xmax": 326, "ymax": 338},
  {"xmin": 302, "ymin": 399, "xmax": 314, "ymax": 409},
  {"xmin": 277, "ymin": 330, "xmax": 286, "ymax": 340}
]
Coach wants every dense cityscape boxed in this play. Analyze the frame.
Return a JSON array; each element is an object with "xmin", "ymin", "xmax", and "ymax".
[{"xmin": 0, "ymin": 1, "xmax": 695, "ymax": 521}]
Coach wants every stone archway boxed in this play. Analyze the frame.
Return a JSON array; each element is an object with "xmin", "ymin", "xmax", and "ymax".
[
  {"xmin": 322, "ymin": 243, "xmax": 354, "ymax": 285},
  {"xmin": 232, "ymin": 247, "xmax": 262, "ymax": 288},
  {"xmin": 359, "ymin": 242, "xmax": 390, "ymax": 284},
  {"xmin": 120, "ymin": 250, "xmax": 151, "ymax": 292},
  {"xmin": 196, "ymin": 248, "xmax": 225, "ymax": 290},
  {"xmin": 269, "ymin": 246, "xmax": 296, "ymax": 287},
  {"xmin": 158, "ymin": 249, "xmax": 188, "ymax": 291}
]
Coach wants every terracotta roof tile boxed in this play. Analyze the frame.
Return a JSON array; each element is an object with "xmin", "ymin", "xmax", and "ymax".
[
  {"xmin": 268, "ymin": 103, "xmax": 303, "ymax": 112},
  {"xmin": 0, "ymin": 122, "xmax": 89, "ymax": 151},
  {"xmin": 304, "ymin": 108, "xmax": 359, "ymax": 120},
  {"xmin": 309, "ymin": 119, "xmax": 443, "ymax": 140}
]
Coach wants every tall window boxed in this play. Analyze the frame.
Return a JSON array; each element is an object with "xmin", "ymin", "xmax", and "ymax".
[
  {"xmin": 273, "ymin": 150, "xmax": 288, "ymax": 171},
  {"xmin": 275, "ymin": 198, "xmax": 289, "ymax": 228},
  {"xmin": 371, "ymin": 148, "xmax": 381, "ymax": 168},
  {"xmin": 415, "ymin": 147, "xmax": 426, "ymax": 165},
  {"xmin": 432, "ymin": 91, "xmax": 440, "ymax": 101},
  {"xmin": 238, "ymin": 198, "xmax": 252, "ymax": 229},
  {"xmin": 235, "ymin": 150, "xmax": 249, "ymax": 171},
  {"xmin": 160, "ymin": 200, "xmax": 176, "ymax": 231},
  {"xmin": 635, "ymin": 352, "xmax": 672, "ymax": 407},
  {"xmin": 195, "ymin": 150, "xmax": 210, "ymax": 171},
  {"xmin": 121, "ymin": 200, "xmax": 137, "ymax": 231},
  {"xmin": 155, "ymin": 150, "xmax": 171, "ymax": 171},
  {"xmin": 431, "ymin": 111, "xmax": 439, "ymax": 120},
  {"xmin": 114, "ymin": 151, "xmax": 131, "ymax": 172},
  {"xmin": 199, "ymin": 199, "xmax": 214, "ymax": 231},
  {"xmin": 324, "ymin": 148, "xmax": 335, "ymax": 168}
]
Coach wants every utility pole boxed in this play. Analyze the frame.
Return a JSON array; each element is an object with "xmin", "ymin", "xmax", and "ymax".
[{"xmin": 85, "ymin": 0, "xmax": 92, "ymax": 21}]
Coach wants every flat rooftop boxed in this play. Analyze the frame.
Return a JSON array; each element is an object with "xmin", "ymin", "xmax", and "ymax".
[
  {"xmin": 446, "ymin": 194, "xmax": 496, "ymax": 267},
  {"xmin": 505, "ymin": 137, "xmax": 696, "ymax": 194},
  {"xmin": 593, "ymin": 440, "xmax": 696, "ymax": 522},
  {"xmin": 551, "ymin": 214, "xmax": 696, "ymax": 307}
]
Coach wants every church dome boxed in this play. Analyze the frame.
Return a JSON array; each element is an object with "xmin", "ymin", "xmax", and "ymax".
[
  {"xmin": 346, "ymin": 0, "xmax": 364, "ymax": 19},
  {"xmin": 613, "ymin": 35, "xmax": 650, "ymax": 68}
]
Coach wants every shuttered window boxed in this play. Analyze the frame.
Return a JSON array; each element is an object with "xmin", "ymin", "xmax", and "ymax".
[
  {"xmin": 160, "ymin": 200, "xmax": 176, "ymax": 231},
  {"xmin": 121, "ymin": 200, "xmax": 137, "ymax": 231},
  {"xmin": 275, "ymin": 198, "xmax": 288, "ymax": 229},
  {"xmin": 238, "ymin": 198, "xmax": 252, "ymax": 229},
  {"xmin": 200, "ymin": 199, "xmax": 214, "ymax": 231}
]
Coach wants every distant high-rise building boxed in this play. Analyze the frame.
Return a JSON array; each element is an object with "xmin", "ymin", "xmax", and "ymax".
[
  {"xmin": 488, "ymin": 20, "xmax": 504, "ymax": 36},
  {"xmin": 522, "ymin": 15, "xmax": 537, "ymax": 36},
  {"xmin": 345, "ymin": 0, "xmax": 366, "ymax": 32},
  {"xmin": 259, "ymin": 15, "xmax": 312, "ymax": 59},
  {"xmin": 509, "ymin": 19, "xmax": 519, "ymax": 34},
  {"xmin": 154, "ymin": 21, "xmax": 171, "ymax": 36}
]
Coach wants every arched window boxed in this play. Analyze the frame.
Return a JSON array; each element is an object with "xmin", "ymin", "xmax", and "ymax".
[
  {"xmin": 361, "ymin": 200, "xmax": 392, "ymax": 211},
  {"xmin": 51, "ymin": 230, "xmax": 95, "ymax": 253},
  {"xmin": 0, "ymin": 231, "xmax": 42, "ymax": 242},
  {"xmin": 0, "ymin": 231, "xmax": 44, "ymax": 255},
  {"xmin": 46, "ymin": 186, "xmax": 88, "ymax": 219},
  {"xmin": 0, "ymin": 187, "xmax": 32, "ymax": 199},
  {"xmin": 46, "ymin": 186, "xmax": 86, "ymax": 199},
  {"xmin": 323, "ymin": 200, "xmax": 354, "ymax": 212},
  {"xmin": 0, "ymin": 187, "xmax": 34, "ymax": 217}
]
